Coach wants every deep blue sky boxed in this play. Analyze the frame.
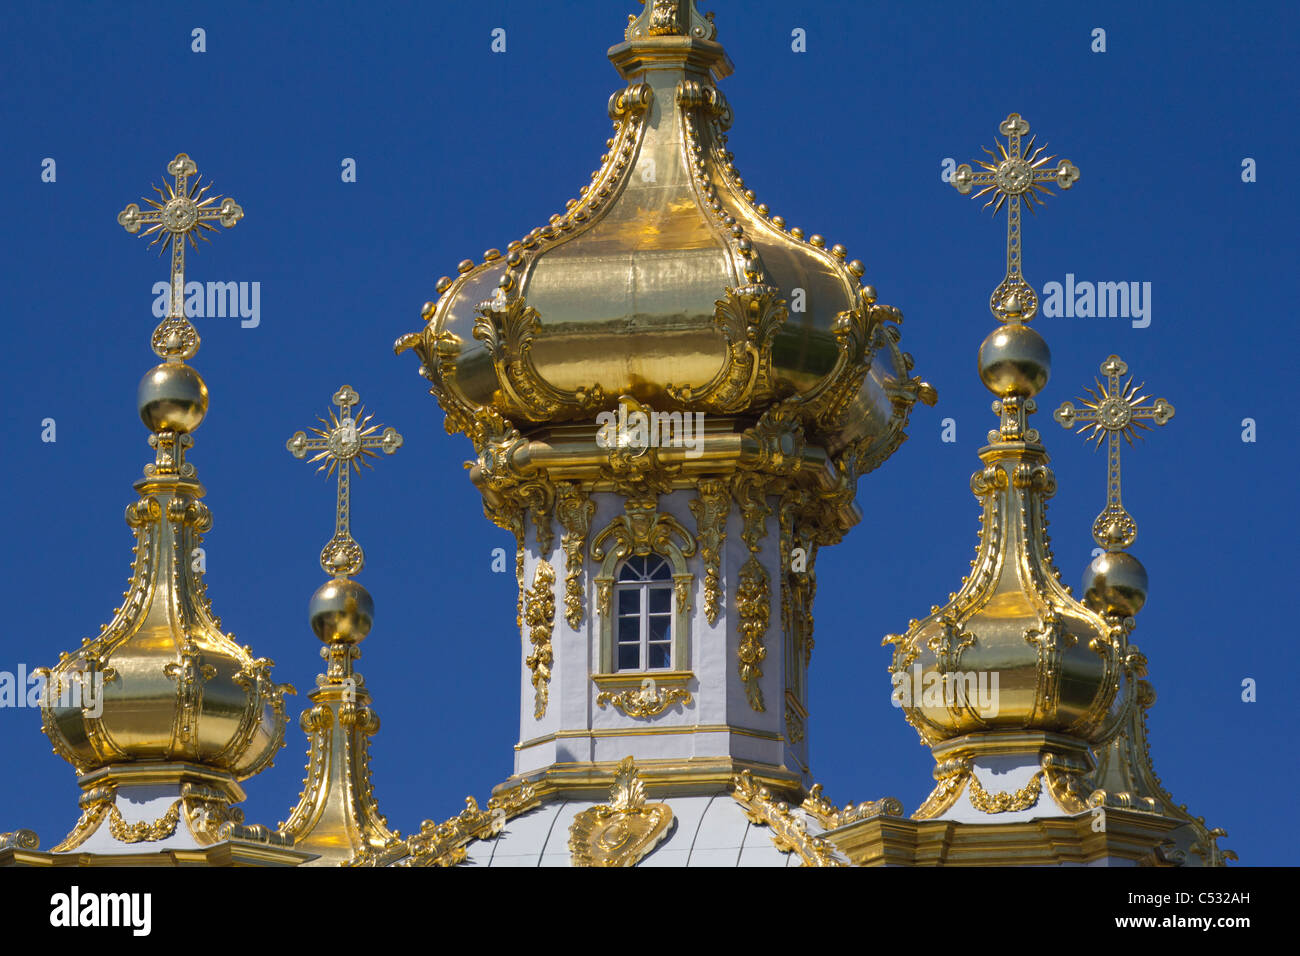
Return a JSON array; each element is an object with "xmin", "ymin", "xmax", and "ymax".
[{"xmin": 1, "ymin": 1, "xmax": 1295, "ymax": 864}]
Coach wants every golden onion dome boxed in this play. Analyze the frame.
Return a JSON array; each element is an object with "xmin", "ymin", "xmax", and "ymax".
[
  {"xmin": 883, "ymin": 318, "xmax": 1140, "ymax": 747},
  {"xmin": 398, "ymin": 0, "xmax": 934, "ymax": 460},
  {"xmin": 40, "ymin": 361, "xmax": 292, "ymax": 779}
]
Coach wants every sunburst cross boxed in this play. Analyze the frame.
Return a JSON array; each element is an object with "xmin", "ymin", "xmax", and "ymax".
[
  {"xmin": 1054, "ymin": 355, "xmax": 1174, "ymax": 551},
  {"xmin": 951, "ymin": 113, "xmax": 1081, "ymax": 323},
  {"xmin": 117, "ymin": 152, "xmax": 244, "ymax": 360},
  {"xmin": 287, "ymin": 385, "xmax": 404, "ymax": 577}
]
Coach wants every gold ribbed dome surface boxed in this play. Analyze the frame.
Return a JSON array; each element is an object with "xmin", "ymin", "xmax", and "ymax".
[
  {"xmin": 399, "ymin": 0, "xmax": 933, "ymax": 457},
  {"xmin": 41, "ymin": 390, "xmax": 291, "ymax": 778}
]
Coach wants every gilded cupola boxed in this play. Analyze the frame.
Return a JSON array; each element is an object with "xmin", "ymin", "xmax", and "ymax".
[
  {"xmin": 38, "ymin": 154, "xmax": 293, "ymax": 854},
  {"xmin": 397, "ymin": 0, "xmax": 934, "ymax": 470}
]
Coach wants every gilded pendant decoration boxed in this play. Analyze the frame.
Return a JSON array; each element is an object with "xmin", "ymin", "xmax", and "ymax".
[
  {"xmin": 736, "ymin": 556, "xmax": 769, "ymax": 713},
  {"xmin": 524, "ymin": 561, "xmax": 557, "ymax": 719},
  {"xmin": 596, "ymin": 677, "xmax": 692, "ymax": 718},
  {"xmin": 732, "ymin": 771, "xmax": 843, "ymax": 867},
  {"xmin": 732, "ymin": 473, "xmax": 772, "ymax": 711},
  {"xmin": 569, "ymin": 757, "xmax": 674, "ymax": 867},
  {"xmin": 689, "ymin": 478, "xmax": 729, "ymax": 626},
  {"xmin": 555, "ymin": 483, "xmax": 595, "ymax": 629}
]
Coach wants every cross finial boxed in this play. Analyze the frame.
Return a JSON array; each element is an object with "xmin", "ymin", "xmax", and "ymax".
[
  {"xmin": 1053, "ymin": 355, "xmax": 1174, "ymax": 551},
  {"xmin": 117, "ymin": 152, "xmax": 244, "ymax": 361},
  {"xmin": 951, "ymin": 113, "xmax": 1080, "ymax": 323},
  {"xmin": 287, "ymin": 385, "xmax": 403, "ymax": 577}
]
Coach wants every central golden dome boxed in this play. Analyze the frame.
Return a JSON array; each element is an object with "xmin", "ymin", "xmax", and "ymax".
[{"xmin": 398, "ymin": 0, "xmax": 933, "ymax": 460}]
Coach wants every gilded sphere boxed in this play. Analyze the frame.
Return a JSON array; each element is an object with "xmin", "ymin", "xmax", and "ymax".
[
  {"xmin": 138, "ymin": 362, "xmax": 209, "ymax": 433},
  {"xmin": 1083, "ymin": 551, "xmax": 1149, "ymax": 617},
  {"xmin": 309, "ymin": 578, "xmax": 374, "ymax": 644},
  {"xmin": 977, "ymin": 323, "xmax": 1050, "ymax": 397}
]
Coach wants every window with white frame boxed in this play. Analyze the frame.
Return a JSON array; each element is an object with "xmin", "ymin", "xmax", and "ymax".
[{"xmin": 614, "ymin": 555, "xmax": 674, "ymax": 671}]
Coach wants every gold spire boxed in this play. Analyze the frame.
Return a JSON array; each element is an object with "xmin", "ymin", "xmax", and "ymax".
[
  {"xmin": 1050, "ymin": 361, "xmax": 1231, "ymax": 863},
  {"xmin": 39, "ymin": 154, "xmax": 291, "ymax": 854},
  {"xmin": 273, "ymin": 386, "xmax": 403, "ymax": 865},
  {"xmin": 1054, "ymin": 355, "xmax": 1175, "ymax": 551},
  {"xmin": 883, "ymin": 114, "xmax": 1140, "ymax": 819}
]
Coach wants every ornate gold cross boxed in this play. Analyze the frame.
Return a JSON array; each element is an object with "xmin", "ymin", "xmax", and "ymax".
[
  {"xmin": 117, "ymin": 152, "xmax": 244, "ymax": 360},
  {"xmin": 287, "ymin": 385, "xmax": 403, "ymax": 577},
  {"xmin": 1054, "ymin": 355, "xmax": 1174, "ymax": 551},
  {"xmin": 951, "ymin": 113, "xmax": 1080, "ymax": 322}
]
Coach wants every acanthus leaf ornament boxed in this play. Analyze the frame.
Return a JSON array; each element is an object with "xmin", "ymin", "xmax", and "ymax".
[
  {"xmin": 472, "ymin": 294, "xmax": 608, "ymax": 424},
  {"xmin": 665, "ymin": 285, "xmax": 787, "ymax": 412},
  {"xmin": 569, "ymin": 757, "xmax": 674, "ymax": 867}
]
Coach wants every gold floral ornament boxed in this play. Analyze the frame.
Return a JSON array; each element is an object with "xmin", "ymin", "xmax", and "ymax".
[
  {"xmin": 287, "ymin": 385, "xmax": 404, "ymax": 577},
  {"xmin": 596, "ymin": 676, "xmax": 692, "ymax": 718},
  {"xmin": 967, "ymin": 772, "xmax": 1042, "ymax": 814},
  {"xmin": 1053, "ymin": 355, "xmax": 1174, "ymax": 551},
  {"xmin": 117, "ymin": 152, "xmax": 244, "ymax": 360},
  {"xmin": 569, "ymin": 757, "xmax": 674, "ymax": 867},
  {"xmin": 951, "ymin": 113, "xmax": 1079, "ymax": 323}
]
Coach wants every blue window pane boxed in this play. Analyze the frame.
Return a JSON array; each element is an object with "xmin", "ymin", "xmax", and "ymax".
[
  {"xmin": 618, "ymin": 644, "xmax": 640, "ymax": 671},
  {"xmin": 649, "ymin": 615, "xmax": 670, "ymax": 642},
  {"xmin": 618, "ymin": 589, "xmax": 640, "ymax": 615},
  {"xmin": 618, "ymin": 556, "xmax": 647, "ymax": 581},
  {"xmin": 647, "ymin": 556, "xmax": 672, "ymax": 580},
  {"xmin": 648, "ymin": 643, "xmax": 671, "ymax": 669},
  {"xmin": 648, "ymin": 587, "xmax": 670, "ymax": 614},
  {"xmin": 617, "ymin": 615, "xmax": 640, "ymax": 643}
]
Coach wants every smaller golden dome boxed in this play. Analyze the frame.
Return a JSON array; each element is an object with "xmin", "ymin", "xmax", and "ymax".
[{"xmin": 138, "ymin": 362, "xmax": 208, "ymax": 433}]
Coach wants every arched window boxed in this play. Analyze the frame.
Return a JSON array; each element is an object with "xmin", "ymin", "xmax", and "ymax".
[
  {"xmin": 591, "ymin": 511, "xmax": 695, "ymax": 679},
  {"xmin": 615, "ymin": 555, "xmax": 674, "ymax": 671}
]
